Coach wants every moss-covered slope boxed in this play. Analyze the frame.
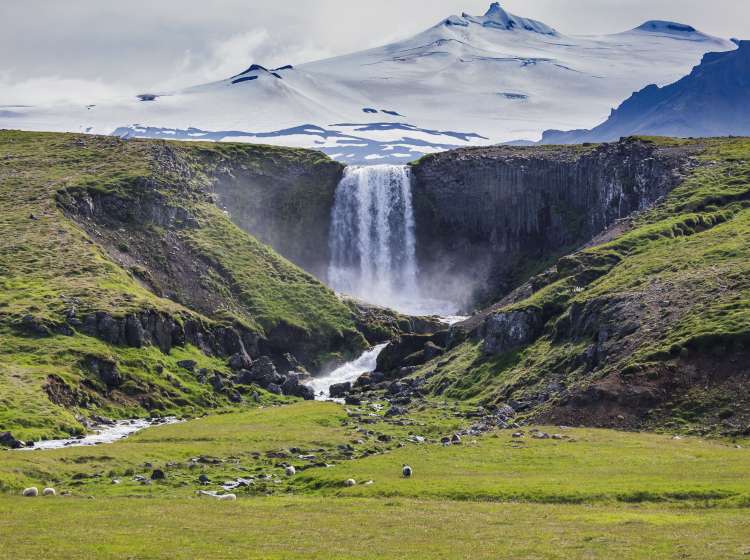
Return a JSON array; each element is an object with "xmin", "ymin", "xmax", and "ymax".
[
  {"xmin": 0, "ymin": 131, "xmax": 365, "ymax": 440},
  {"xmin": 410, "ymin": 137, "xmax": 750, "ymax": 435}
]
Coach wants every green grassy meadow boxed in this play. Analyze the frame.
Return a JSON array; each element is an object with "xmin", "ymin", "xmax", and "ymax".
[
  {"xmin": 1, "ymin": 401, "xmax": 749, "ymax": 558},
  {"xmin": 2, "ymin": 497, "xmax": 749, "ymax": 560}
]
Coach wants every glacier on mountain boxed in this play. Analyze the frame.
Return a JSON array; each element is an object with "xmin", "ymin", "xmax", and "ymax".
[{"xmin": 0, "ymin": 3, "xmax": 736, "ymax": 162}]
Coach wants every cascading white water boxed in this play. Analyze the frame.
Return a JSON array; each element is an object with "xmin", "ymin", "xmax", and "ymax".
[
  {"xmin": 328, "ymin": 164, "xmax": 460, "ymax": 316},
  {"xmin": 307, "ymin": 343, "xmax": 389, "ymax": 399},
  {"xmin": 328, "ymin": 165, "xmax": 419, "ymax": 309}
]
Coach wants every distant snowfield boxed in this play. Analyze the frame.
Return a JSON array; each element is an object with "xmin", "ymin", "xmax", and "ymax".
[{"xmin": 1, "ymin": 3, "xmax": 736, "ymax": 163}]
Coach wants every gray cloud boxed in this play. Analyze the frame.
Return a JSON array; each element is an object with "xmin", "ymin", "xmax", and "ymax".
[{"xmin": 1, "ymin": 0, "xmax": 747, "ymax": 104}]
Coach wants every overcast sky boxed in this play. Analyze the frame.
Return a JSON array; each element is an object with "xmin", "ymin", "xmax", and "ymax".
[{"xmin": 1, "ymin": 0, "xmax": 748, "ymax": 104}]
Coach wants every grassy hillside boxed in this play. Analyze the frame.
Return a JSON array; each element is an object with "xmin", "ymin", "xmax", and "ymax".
[
  {"xmin": 0, "ymin": 131, "xmax": 365, "ymax": 440},
  {"xmin": 417, "ymin": 137, "xmax": 750, "ymax": 434}
]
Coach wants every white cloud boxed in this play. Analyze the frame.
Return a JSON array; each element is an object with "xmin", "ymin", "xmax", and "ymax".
[
  {"xmin": 163, "ymin": 29, "xmax": 333, "ymax": 90},
  {"xmin": 0, "ymin": 73, "xmax": 127, "ymax": 106}
]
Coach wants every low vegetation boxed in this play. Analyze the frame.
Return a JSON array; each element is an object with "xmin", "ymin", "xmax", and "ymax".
[
  {"xmin": 0, "ymin": 131, "xmax": 364, "ymax": 439},
  {"xmin": 1, "ymin": 401, "xmax": 749, "ymax": 558},
  {"xmin": 420, "ymin": 137, "xmax": 750, "ymax": 435}
]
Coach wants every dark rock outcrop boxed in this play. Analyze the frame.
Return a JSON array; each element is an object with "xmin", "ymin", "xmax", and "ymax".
[
  {"xmin": 481, "ymin": 308, "xmax": 544, "ymax": 355},
  {"xmin": 410, "ymin": 138, "xmax": 692, "ymax": 306},
  {"xmin": 76, "ymin": 309, "xmax": 259, "ymax": 362},
  {"xmin": 376, "ymin": 332, "xmax": 450, "ymax": 375},
  {"xmin": 0, "ymin": 431, "xmax": 23, "ymax": 449},
  {"xmin": 329, "ymin": 382, "xmax": 351, "ymax": 398},
  {"xmin": 206, "ymin": 150, "xmax": 344, "ymax": 280},
  {"xmin": 82, "ymin": 356, "xmax": 122, "ymax": 388}
]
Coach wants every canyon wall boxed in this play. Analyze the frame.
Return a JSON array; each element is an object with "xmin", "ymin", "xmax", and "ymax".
[
  {"xmin": 410, "ymin": 138, "xmax": 693, "ymax": 307},
  {"xmin": 201, "ymin": 146, "xmax": 344, "ymax": 280}
]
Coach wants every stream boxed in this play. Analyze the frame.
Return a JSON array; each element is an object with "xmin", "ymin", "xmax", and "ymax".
[
  {"xmin": 307, "ymin": 343, "xmax": 389, "ymax": 400},
  {"xmin": 16, "ymin": 417, "xmax": 179, "ymax": 451},
  {"xmin": 19, "ymin": 323, "xmax": 464, "ymax": 449},
  {"xmin": 306, "ymin": 313, "xmax": 467, "ymax": 400}
]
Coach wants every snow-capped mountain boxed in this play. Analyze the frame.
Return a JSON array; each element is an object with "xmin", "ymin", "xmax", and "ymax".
[
  {"xmin": 540, "ymin": 40, "xmax": 750, "ymax": 144},
  {"xmin": 1, "ymin": 3, "xmax": 736, "ymax": 162}
]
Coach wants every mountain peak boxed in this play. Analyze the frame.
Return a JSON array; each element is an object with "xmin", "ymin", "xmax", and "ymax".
[
  {"xmin": 484, "ymin": 2, "xmax": 507, "ymax": 18},
  {"xmin": 444, "ymin": 2, "xmax": 557, "ymax": 35},
  {"xmin": 633, "ymin": 20, "xmax": 698, "ymax": 34}
]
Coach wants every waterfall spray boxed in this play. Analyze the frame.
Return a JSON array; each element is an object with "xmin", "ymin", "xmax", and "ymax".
[
  {"xmin": 328, "ymin": 164, "xmax": 460, "ymax": 316},
  {"xmin": 328, "ymin": 165, "xmax": 419, "ymax": 309}
]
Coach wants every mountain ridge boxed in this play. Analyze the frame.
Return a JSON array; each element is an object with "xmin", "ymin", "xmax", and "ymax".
[
  {"xmin": 540, "ymin": 41, "xmax": 750, "ymax": 144},
  {"xmin": 0, "ymin": 3, "xmax": 736, "ymax": 162}
]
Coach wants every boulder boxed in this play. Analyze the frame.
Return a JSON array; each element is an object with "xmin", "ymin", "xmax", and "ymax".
[
  {"xmin": 176, "ymin": 360, "xmax": 197, "ymax": 372},
  {"xmin": 82, "ymin": 356, "xmax": 122, "ymax": 388},
  {"xmin": 0, "ymin": 431, "xmax": 23, "ymax": 449},
  {"xmin": 209, "ymin": 373, "xmax": 225, "ymax": 392},
  {"xmin": 280, "ymin": 373, "xmax": 315, "ymax": 400},
  {"xmin": 481, "ymin": 309, "xmax": 544, "ymax": 355},
  {"xmin": 266, "ymin": 383, "xmax": 282, "ymax": 395},
  {"xmin": 150, "ymin": 469, "xmax": 166, "ymax": 480},
  {"xmin": 281, "ymin": 372, "xmax": 300, "ymax": 394},
  {"xmin": 329, "ymin": 382, "xmax": 351, "ymax": 398},
  {"xmin": 227, "ymin": 353, "xmax": 252, "ymax": 371},
  {"xmin": 297, "ymin": 385, "xmax": 315, "ymax": 401},
  {"xmin": 385, "ymin": 406, "xmax": 407, "ymax": 417},
  {"xmin": 244, "ymin": 356, "xmax": 283, "ymax": 387},
  {"xmin": 387, "ymin": 382, "xmax": 407, "ymax": 395}
]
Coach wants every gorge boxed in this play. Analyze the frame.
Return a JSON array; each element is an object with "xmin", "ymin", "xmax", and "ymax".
[
  {"xmin": 1, "ymin": 131, "xmax": 747, "ymax": 442},
  {"xmin": 213, "ymin": 138, "xmax": 694, "ymax": 315}
]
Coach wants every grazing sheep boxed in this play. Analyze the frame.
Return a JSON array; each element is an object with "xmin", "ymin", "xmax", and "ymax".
[
  {"xmin": 22, "ymin": 487, "xmax": 39, "ymax": 497},
  {"xmin": 196, "ymin": 490, "xmax": 237, "ymax": 501},
  {"xmin": 402, "ymin": 464, "xmax": 412, "ymax": 478},
  {"xmin": 344, "ymin": 479, "xmax": 356, "ymax": 487},
  {"xmin": 285, "ymin": 466, "xmax": 296, "ymax": 477},
  {"xmin": 42, "ymin": 487, "xmax": 56, "ymax": 496},
  {"xmin": 217, "ymin": 493, "xmax": 237, "ymax": 501}
]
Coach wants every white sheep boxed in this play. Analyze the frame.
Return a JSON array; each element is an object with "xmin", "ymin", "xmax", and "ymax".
[
  {"xmin": 402, "ymin": 464, "xmax": 412, "ymax": 478},
  {"xmin": 344, "ymin": 479, "xmax": 356, "ymax": 487},
  {"xmin": 22, "ymin": 487, "xmax": 38, "ymax": 497},
  {"xmin": 197, "ymin": 490, "xmax": 237, "ymax": 501},
  {"xmin": 42, "ymin": 487, "xmax": 56, "ymax": 496},
  {"xmin": 285, "ymin": 466, "xmax": 296, "ymax": 477}
]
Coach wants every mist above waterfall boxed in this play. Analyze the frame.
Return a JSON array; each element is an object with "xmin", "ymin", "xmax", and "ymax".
[{"xmin": 328, "ymin": 164, "xmax": 459, "ymax": 316}]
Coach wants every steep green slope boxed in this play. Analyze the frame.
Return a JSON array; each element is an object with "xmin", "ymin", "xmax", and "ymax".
[
  {"xmin": 415, "ymin": 137, "xmax": 750, "ymax": 434},
  {"xmin": 0, "ymin": 131, "xmax": 365, "ymax": 440}
]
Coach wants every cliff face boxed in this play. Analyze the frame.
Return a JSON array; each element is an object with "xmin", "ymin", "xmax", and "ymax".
[
  {"xmin": 377, "ymin": 137, "xmax": 750, "ymax": 435},
  {"xmin": 410, "ymin": 138, "xmax": 694, "ymax": 307},
  {"xmin": 197, "ymin": 145, "xmax": 344, "ymax": 280}
]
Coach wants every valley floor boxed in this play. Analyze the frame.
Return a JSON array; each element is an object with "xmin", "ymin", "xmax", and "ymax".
[
  {"xmin": 1, "ymin": 401, "xmax": 749, "ymax": 559},
  {"xmin": 2, "ymin": 497, "xmax": 749, "ymax": 559}
]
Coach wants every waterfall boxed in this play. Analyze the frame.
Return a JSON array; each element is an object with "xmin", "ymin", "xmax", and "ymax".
[
  {"xmin": 328, "ymin": 164, "xmax": 461, "ymax": 316},
  {"xmin": 328, "ymin": 165, "xmax": 420, "ymax": 311}
]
